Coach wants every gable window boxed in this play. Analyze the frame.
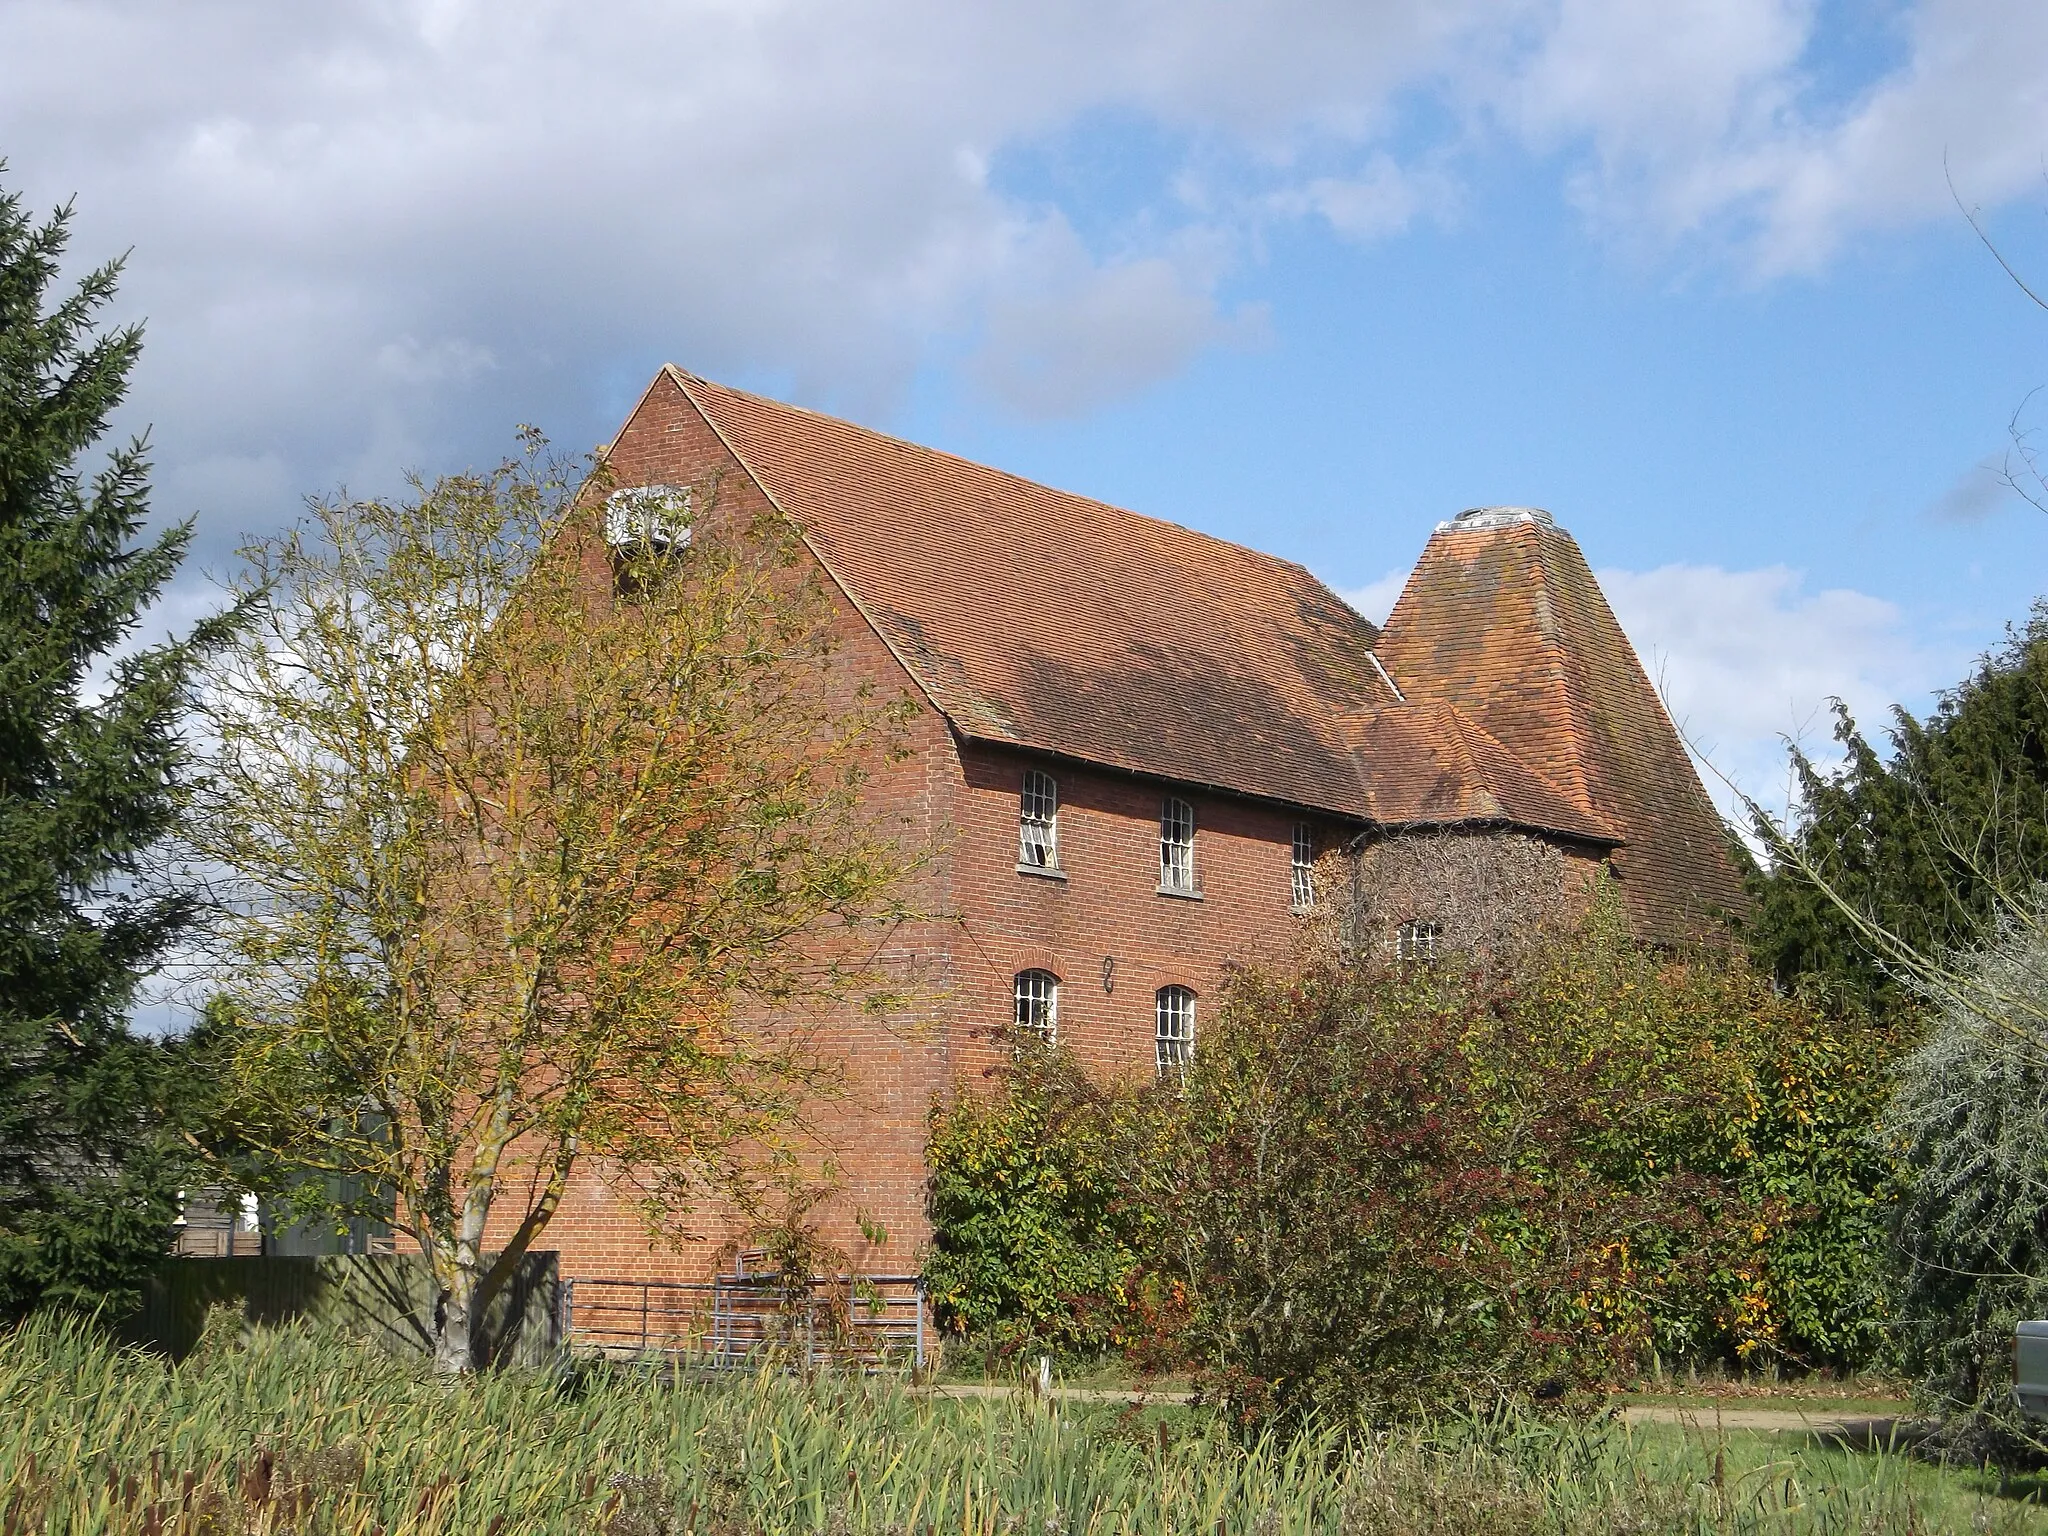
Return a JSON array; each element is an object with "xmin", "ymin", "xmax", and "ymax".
[
  {"xmin": 603, "ymin": 484, "xmax": 692, "ymax": 555},
  {"xmin": 1018, "ymin": 770, "xmax": 1059, "ymax": 870},
  {"xmin": 1291, "ymin": 824, "xmax": 1316, "ymax": 911},
  {"xmin": 1013, "ymin": 969, "xmax": 1059, "ymax": 1042},
  {"xmin": 1159, "ymin": 797, "xmax": 1196, "ymax": 894},
  {"xmin": 1155, "ymin": 986, "xmax": 1196, "ymax": 1075},
  {"xmin": 1397, "ymin": 920, "xmax": 1440, "ymax": 965},
  {"xmin": 605, "ymin": 484, "xmax": 693, "ymax": 595}
]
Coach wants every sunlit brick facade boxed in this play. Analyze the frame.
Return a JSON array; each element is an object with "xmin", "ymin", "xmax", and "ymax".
[{"xmin": 485, "ymin": 368, "xmax": 1743, "ymax": 1289}]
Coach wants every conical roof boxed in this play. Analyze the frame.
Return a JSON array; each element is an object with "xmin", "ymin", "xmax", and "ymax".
[{"xmin": 1373, "ymin": 509, "xmax": 1746, "ymax": 937}]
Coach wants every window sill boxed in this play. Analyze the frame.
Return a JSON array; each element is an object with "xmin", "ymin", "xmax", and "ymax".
[
  {"xmin": 1156, "ymin": 883, "xmax": 1204, "ymax": 901},
  {"xmin": 1016, "ymin": 862, "xmax": 1068, "ymax": 881}
]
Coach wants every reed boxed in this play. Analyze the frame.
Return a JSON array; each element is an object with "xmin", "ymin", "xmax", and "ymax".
[{"xmin": 0, "ymin": 1314, "xmax": 2034, "ymax": 1535}]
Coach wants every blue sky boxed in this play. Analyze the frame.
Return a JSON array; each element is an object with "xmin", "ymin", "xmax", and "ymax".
[{"xmin": 5, "ymin": 0, "xmax": 2048, "ymax": 819}]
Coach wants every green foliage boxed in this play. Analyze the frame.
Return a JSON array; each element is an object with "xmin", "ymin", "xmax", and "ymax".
[
  {"xmin": 1720, "ymin": 988, "xmax": 1901, "ymax": 1370},
  {"xmin": 0, "ymin": 169, "xmax": 233, "ymax": 1319},
  {"xmin": 928, "ymin": 900, "xmax": 1901, "ymax": 1426},
  {"xmin": 1746, "ymin": 602, "xmax": 2048, "ymax": 1013},
  {"xmin": 1144, "ymin": 913, "xmax": 1745, "ymax": 1425},
  {"xmin": 924, "ymin": 1043, "xmax": 1149, "ymax": 1359},
  {"xmin": 1881, "ymin": 896, "xmax": 2048, "ymax": 1454},
  {"xmin": 191, "ymin": 447, "xmax": 918, "ymax": 1372},
  {"xmin": 0, "ymin": 1313, "xmax": 2022, "ymax": 1535},
  {"xmin": 1502, "ymin": 904, "xmax": 1901, "ymax": 1370}
]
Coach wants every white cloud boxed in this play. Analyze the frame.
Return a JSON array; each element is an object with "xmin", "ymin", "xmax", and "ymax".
[
  {"xmin": 1271, "ymin": 154, "xmax": 1457, "ymax": 242},
  {"xmin": 1597, "ymin": 562, "xmax": 1961, "ymax": 825},
  {"xmin": 1338, "ymin": 568, "xmax": 1415, "ymax": 626},
  {"xmin": 1488, "ymin": 0, "xmax": 2048, "ymax": 270},
  {"xmin": 1, "ymin": 0, "xmax": 2043, "ymax": 550},
  {"xmin": 16, "ymin": 1, "xmax": 1475, "ymax": 534},
  {"xmin": 969, "ymin": 220, "xmax": 1269, "ymax": 416}
]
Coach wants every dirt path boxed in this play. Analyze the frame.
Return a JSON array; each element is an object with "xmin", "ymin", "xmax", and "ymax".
[
  {"xmin": 925, "ymin": 1384, "xmax": 1912, "ymax": 1441},
  {"xmin": 1620, "ymin": 1403, "xmax": 1911, "ymax": 1441},
  {"xmin": 924, "ymin": 1383, "xmax": 1195, "ymax": 1405}
]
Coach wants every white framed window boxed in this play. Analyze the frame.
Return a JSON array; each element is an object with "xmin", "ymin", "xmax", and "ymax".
[
  {"xmin": 1291, "ymin": 824, "xmax": 1316, "ymax": 911},
  {"xmin": 1397, "ymin": 920, "xmax": 1440, "ymax": 965},
  {"xmin": 1019, "ymin": 770, "xmax": 1059, "ymax": 869},
  {"xmin": 603, "ymin": 484, "xmax": 692, "ymax": 553},
  {"xmin": 1155, "ymin": 986, "xmax": 1196, "ymax": 1075},
  {"xmin": 1159, "ymin": 797, "xmax": 1196, "ymax": 893},
  {"xmin": 1013, "ymin": 969, "xmax": 1059, "ymax": 1042}
]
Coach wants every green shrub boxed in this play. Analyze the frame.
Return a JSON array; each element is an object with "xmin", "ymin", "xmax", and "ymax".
[
  {"xmin": 1146, "ymin": 934, "xmax": 1740, "ymax": 1424},
  {"xmin": 924, "ymin": 1043, "xmax": 1149, "ymax": 1359},
  {"xmin": 926, "ymin": 898, "xmax": 1901, "ymax": 1426},
  {"xmin": 1495, "ymin": 905, "xmax": 1901, "ymax": 1370}
]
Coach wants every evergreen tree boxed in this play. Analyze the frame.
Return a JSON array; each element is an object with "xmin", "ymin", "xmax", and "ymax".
[
  {"xmin": 1747, "ymin": 602, "xmax": 2048, "ymax": 1013},
  {"xmin": 0, "ymin": 171, "xmax": 233, "ymax": 1318}
]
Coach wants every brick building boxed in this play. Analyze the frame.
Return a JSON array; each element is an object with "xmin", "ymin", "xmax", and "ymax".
[{"xmin": 519, "ymin": 367, "xmax": 1744, "ymax": 1287}]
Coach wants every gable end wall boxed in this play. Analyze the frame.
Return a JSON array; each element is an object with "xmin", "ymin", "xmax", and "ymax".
[{"xmin": 483, "ymin": 375, "xmax": 963, "ymax": 1285}]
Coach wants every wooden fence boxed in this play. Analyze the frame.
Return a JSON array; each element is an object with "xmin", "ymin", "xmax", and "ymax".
[{"xmin": 122, "ymin": 1253, "xmax": 561, "ymax": 1369}]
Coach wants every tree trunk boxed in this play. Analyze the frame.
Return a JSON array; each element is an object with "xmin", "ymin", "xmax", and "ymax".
[{"xmin": 432, "ymin": 1255, "xmax": 478, "ymax": 1375}]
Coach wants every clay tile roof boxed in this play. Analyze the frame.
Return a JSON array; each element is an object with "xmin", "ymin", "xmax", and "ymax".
[
  {"xmin": 1373, "ymin": 509, "xmax": 1746, "ymax": 937},
  {"xmin": 1346, "ymin": 703, "xmax": 1620, "ymax": 844},
  {"xmin": 671, "ymin": 368, "xmax": 1398, "ymax": 817},
  {"xmin": 647, "ymin": 372, "xmax": 1702, "ymax": 866}
]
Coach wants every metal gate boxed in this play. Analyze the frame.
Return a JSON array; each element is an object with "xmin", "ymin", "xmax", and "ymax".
[{"xmin": 563, "ymin": 1253, "xmax": 924, "ymax": 1371}]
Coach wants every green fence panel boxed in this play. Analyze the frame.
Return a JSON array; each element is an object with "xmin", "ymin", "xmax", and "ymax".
[{"xmin": 123, "ymin": 1252, "xmax": 560, "ymax": 1368}]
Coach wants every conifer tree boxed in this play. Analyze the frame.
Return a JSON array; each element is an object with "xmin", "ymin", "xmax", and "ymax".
[
  {"xmin": 1746, "ymin": 603, "xmax": 2048, "ymax": 1014},
  {"xmin": 0, "ymin": 171, "xmax": 232, "ymax": 1317}
]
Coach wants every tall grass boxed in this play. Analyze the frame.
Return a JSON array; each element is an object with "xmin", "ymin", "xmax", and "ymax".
[{"xmin": 0, "ymin": 1314, "xmax": 2034, "ymax": 1535}]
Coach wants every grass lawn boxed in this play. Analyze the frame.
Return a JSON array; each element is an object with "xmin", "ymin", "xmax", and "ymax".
[
  {"xmin": 6, "ymin": 1314, "xmax": 2043, "ymax": 1534},
  {"xmin": 1620, "ymin": 1418, "xmax": 2048, "ymax": 1531}
]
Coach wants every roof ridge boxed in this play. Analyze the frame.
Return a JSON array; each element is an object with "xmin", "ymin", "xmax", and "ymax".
[
  {"xmin": 1525, "ymin": 521, "xmax": 1659, "ymax": 827},
  {"xmin": 1429, "ymin": 702, "xmax": 1502, "ymax": 820},
  {"xmin": 1495, "ymin": 522, "xmax": 1601, "ymax": 815}
]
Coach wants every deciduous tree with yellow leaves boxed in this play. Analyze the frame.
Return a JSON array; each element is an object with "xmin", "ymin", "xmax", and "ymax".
[{"xmin": 193, "ymin": 439, "xmax": 917, "ymax": 1372}]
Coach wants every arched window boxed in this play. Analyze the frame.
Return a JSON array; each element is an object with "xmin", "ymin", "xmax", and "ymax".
[
  {"xmin": 1155, "ymin": 986, "xmax": 1196, "ymax": 1075},
  {"xmin": 1019, "ymin": 770, "xmax": 1059, "ymax": 869},
  {"xmin": 1291, "ymin": 823, "xmax": 1316, "ymax": 911},
  {"xmin": 1013, "ymin": 969, "xmax": 1059, "ymax": 1041},
  {"xmin": 1159, "ymin": 797, "xmax": 1196, "ymax": 893},
  {"xmin": 1397, "ymin": 920, "xmax": 1440, "ymax": 965}
]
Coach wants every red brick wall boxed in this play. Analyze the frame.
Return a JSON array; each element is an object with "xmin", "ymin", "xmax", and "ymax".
[
  {"xmin": 482, "ymin": 372, "xmax": 1353, "ymax": 1289},
  {"xmin": 477, "ymin": 372, "xmax": 962, "ymax": 1285},
  {"xmin": 946, "ymin": 742, "xmax": 1340, "ymax": 1082}
]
